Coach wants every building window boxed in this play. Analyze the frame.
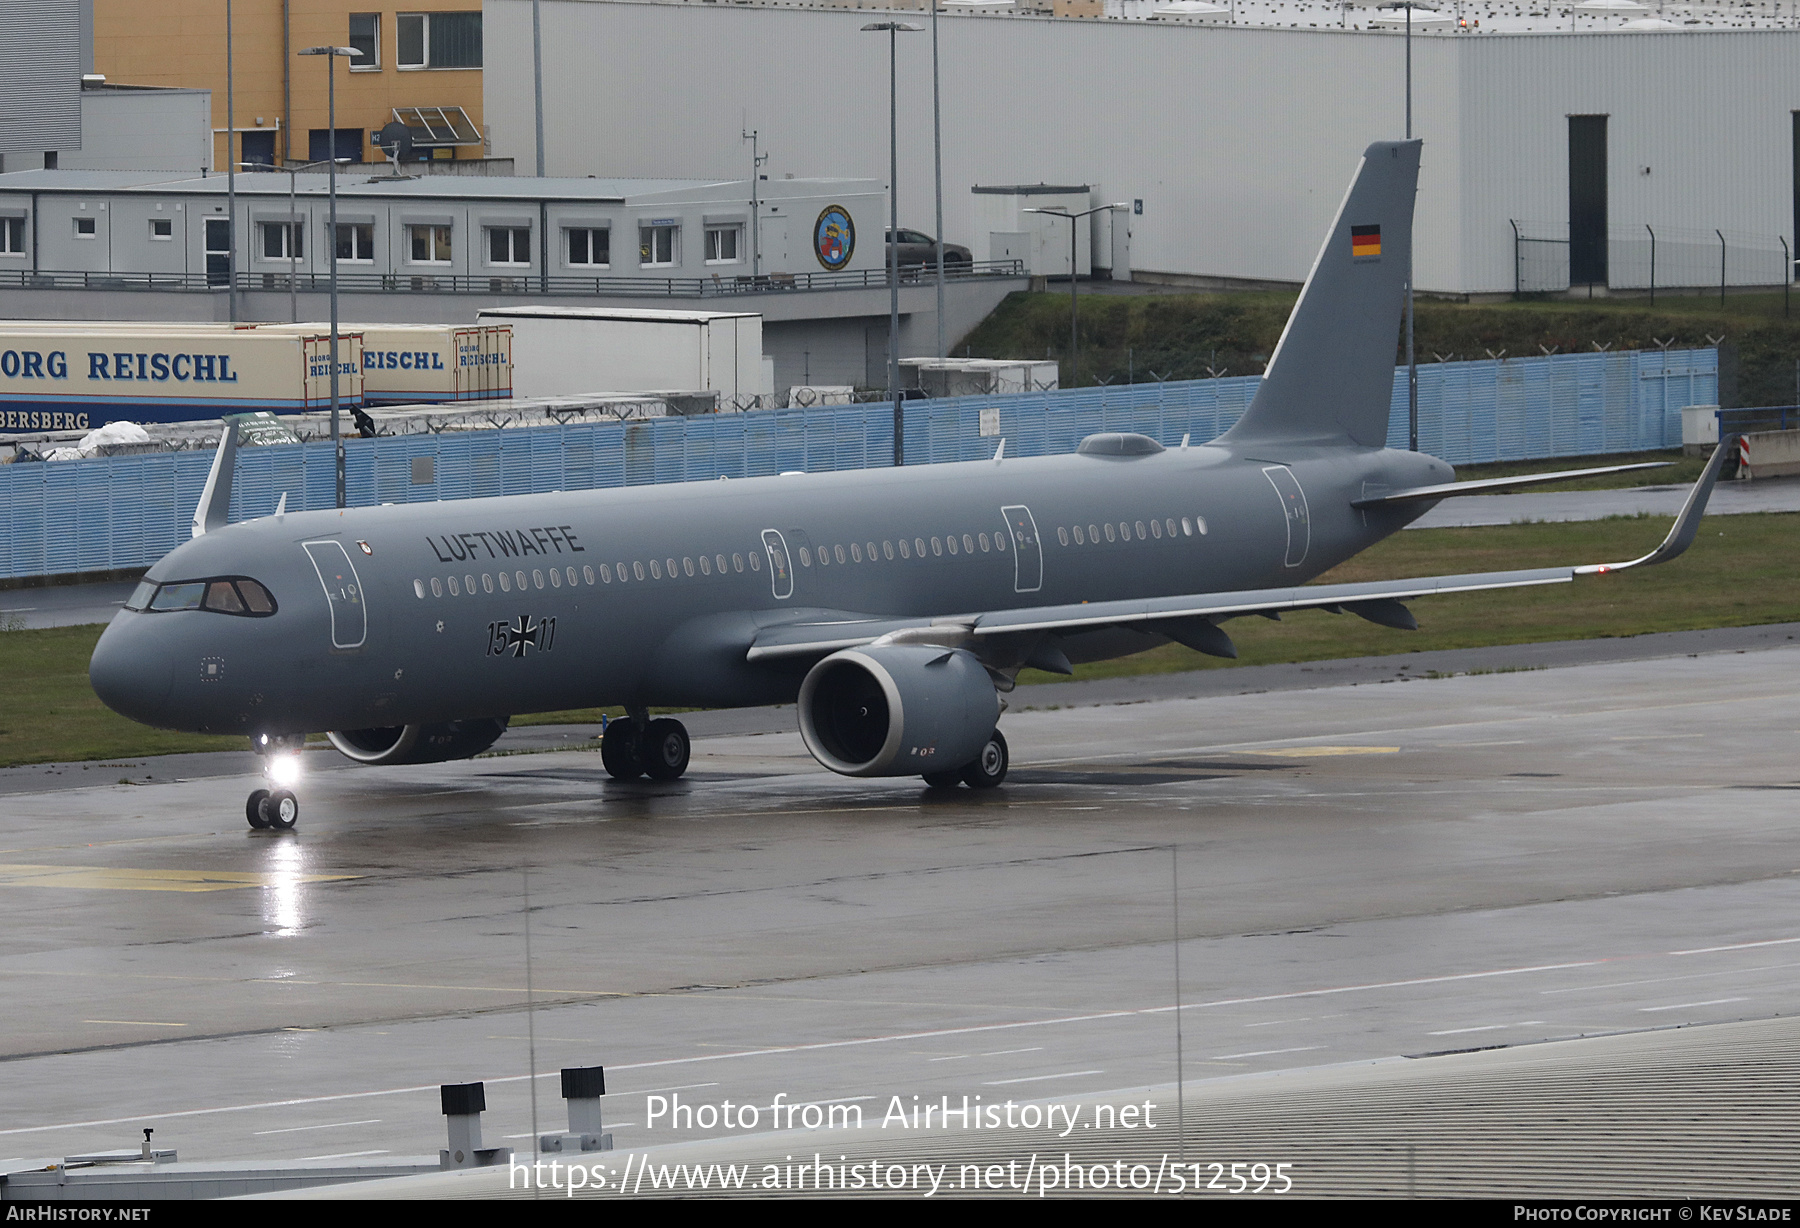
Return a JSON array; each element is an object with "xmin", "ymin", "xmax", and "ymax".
[
  {"xmin": 148, "ymin": 218, "xmax": 173, "ymax": 241},
  {"xmin": 260, "ymin": 221, "xmax": 303, "ymax": 262},
  {"xmin": 567, "ymin": 227, "xmax": 609, "ymax": 267},
  {"xmin": 397, "ymin": 12, "xmax": 483, "ymax": 70},
  {"xmin": 705, "ymin": 224, "xmax": 742, "ymax": 264},
  {"xmin": 0, "ymin": 217, "xmax": 23, "ymax": 254},
  {"xmin": 409, "ymin": 224, "xmax": 452, "ymax": 263},
  {"xmin": 73, "ymin": 216, "xmax": 96, "ymax": 238},
  {"xmin": 336, "ymin": 223, "xmax": 375, "ymax": 263},
  {"xmin": 349, "ymin": 13, "xmax": 380, "ymax": 69},
  {"xmin": 487, "ymin": 226, "xmax": 530, "ymax": 266},
  {"xmin": 639, "ymin": 223, "xmax": 678, "ymax": 267}
]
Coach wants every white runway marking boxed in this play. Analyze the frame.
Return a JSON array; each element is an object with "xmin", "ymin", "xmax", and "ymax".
[
  {"xmin": 1210, "ymin": 1046, "xmax": 1324, "ymax": 1061},
  {"xmin": 252, "ymin": 1119, "xmax": 382, "ymax": 1136},
  {"xmin": 1671, "ymin": 937, "xmax": 1800, "ymax": 955},
  {"xmin": 1638, "ymin": 997, "xmax": 1747, "ymax": 1013},
  {"xmin": 982, "ymin": 1070, "xmax": 1105, "ymax": 1086}
]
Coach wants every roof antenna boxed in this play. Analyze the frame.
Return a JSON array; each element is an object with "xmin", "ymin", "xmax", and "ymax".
[
  {"xmin": 1180, "ymin": 432, "xmax": 1190, "ymax": 450},
  {"xmin": 273, "ymin": 491, "xmax": 288, "ymax": 519},
  {"xmin": 993, "ymin": 437, "xmax": 1006, "ymax": 464}
]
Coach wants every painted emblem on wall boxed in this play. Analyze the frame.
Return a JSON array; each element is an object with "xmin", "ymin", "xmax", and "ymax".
[{"xmin": 814, "ymin": 206, "xmax": 856, "ymax": 271}]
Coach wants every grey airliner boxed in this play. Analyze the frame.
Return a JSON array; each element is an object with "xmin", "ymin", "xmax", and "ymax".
[{"xmin": 89, "ymin": 141, "xmax": 1725, "ymax": 829}]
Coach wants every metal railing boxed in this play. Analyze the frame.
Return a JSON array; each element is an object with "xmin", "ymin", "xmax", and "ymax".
[{"xmin": 0, "ymin": 259, "xmax": 1024, "ymax": 299}]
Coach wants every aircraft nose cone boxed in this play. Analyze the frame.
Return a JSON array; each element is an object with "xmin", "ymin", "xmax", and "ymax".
[{"xmin": 89, "ymin": 614, "xmax": 175, "ymax": 727}]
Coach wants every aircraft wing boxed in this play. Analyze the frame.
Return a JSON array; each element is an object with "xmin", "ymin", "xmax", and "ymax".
[{"xmin": 745, "ymin": 443, "xmax": 1726, "ymax": 665}]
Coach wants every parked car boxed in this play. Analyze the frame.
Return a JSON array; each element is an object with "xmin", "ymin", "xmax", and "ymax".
[{"xmin": 885, "ymin": 229, "xmax": 973, "ymax": 269}]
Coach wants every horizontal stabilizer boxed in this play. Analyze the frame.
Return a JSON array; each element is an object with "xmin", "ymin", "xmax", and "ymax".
[{"xmin": 1352, "ymin": 461, "xmax": 1671, "ymax": 507}]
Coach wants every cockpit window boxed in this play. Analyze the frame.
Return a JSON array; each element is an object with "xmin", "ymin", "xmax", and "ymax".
[
  {"xmin": 204, "ymin": 581, "xmax": 245, "ymax": 614},
  {"xmin": 148, "ymin": 582, "xmax": 206, "ymax": 612},
  {"xmin": 139, "ymin": 577, "xmax": 277, "ymax": 617},
  {"xmin": 239, "ymin": 579, "xmax": 275, "ymax": 614}
]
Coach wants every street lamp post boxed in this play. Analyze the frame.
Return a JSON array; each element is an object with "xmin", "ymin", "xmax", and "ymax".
[
  {"xmin": 239, "ymin": 158, "xmax": 350, "ymax": 323},
  {"xmin": 299, "ymin": 45, "xmax": 357, "ymax": 509},
  {"xmin": 1024, "ymin": 203, "xmax": 1129, "ymax": 389},
  {"xmin": 929, "ymin": 0, "xmax": 946, "ymax": 360},
  {"xmin": 226, "ymin": 0, "xmax": 236, "ymax": 322},
  {"xmin": 863, "ymin": 21, "xmax": 923, "ymax": 467},
  {"xmin": 1378, "ymin": 0, "xmax": 1438, "ymax": 453}
]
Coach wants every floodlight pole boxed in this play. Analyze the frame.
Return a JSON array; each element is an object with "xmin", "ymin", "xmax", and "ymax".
[
  {"xmin": 1381, "ymin": 0, "xmax": 1434, "ymax": 452},
  {"xmin": 864, "ymin": 21, "xmax": 922, "ymax": 466},
  {"xmin": 1025, "ymin": 203, "xmax": 1128, "ymax": 389},
  {"xmin": 300, "ymin": 46, "xmax": 357, "ymax": 508},
  {"xmin": 931, "ymin": 0, "xmax": 946, "ymax": 359},
  {"xmin": 226, "ymin": 0, "xmax": 236, "ymax": 322}
]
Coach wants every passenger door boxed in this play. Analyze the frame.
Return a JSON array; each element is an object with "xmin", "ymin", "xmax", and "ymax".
[
  {"xmin": 1262, "ymin": 465, "xmax": 1311, "ymax": 568},
  {"xmin": 1001, "ymin": 505, "xmax": 1043, "ymax": 593},
  {"xmin": 761, "ymin": 529, "xmax": 793, "ymax": 600},
  {"xmin": 303, "ymin": 540, "xmax": 368, "ymax": 649}
]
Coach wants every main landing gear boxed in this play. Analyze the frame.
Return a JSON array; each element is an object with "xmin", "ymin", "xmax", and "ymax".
[
  {"xmin": 922, "ymin": 728, "xmax": 1009, "ymax": 791},
  {"xmin": 245, "ymin": 788, "xmax": 298, "ymax": 830},
  {"xmin": 601, "ymin": 712, "xmax": 691, "ymax": 782}
]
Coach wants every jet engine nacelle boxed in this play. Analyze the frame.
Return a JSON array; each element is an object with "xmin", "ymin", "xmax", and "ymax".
[
  {"xmin": 798, "ymin": 645, "xmax": 999, "ymax": 777},
  {"xmin": 327, "ymin": 717, "xmax": 510, "ymax": 766}
]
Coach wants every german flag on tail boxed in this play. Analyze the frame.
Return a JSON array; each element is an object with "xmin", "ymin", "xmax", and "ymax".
[{"xmin": 1351, "ymin": 224, "xmax": 1381, "ymax": 259}]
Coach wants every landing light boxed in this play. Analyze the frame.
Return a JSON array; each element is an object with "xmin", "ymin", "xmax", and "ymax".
[{"xmin": 268, "ymin": 755, "xmax": 303, "ymax": 787}]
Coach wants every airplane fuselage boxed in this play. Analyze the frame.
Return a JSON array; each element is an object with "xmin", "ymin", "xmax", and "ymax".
[{"xmin": 89, "ymin": 440, "xmax": 1450, "ymax": 739}]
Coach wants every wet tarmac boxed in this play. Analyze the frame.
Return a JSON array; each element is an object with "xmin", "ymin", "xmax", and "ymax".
[{"xmin": 3, "ymin": 627, "xmax": 1798, "ymax": 1178}]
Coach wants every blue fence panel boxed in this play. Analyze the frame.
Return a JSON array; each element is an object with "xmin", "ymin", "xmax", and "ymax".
[{"xmin": 0, "ymin": 347, "xmax": 1719, "ymax": 581}]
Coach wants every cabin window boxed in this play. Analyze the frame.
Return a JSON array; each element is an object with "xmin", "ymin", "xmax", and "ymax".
[
  {"xmin": 748, "ymin": 551, "xmax": 761, "ymax": 571},
  {"xmin": 465, "ymin": 574, "xmax": 476, "ymax": 593},
  {"xmin": 732, "ymin": 553, "xmax": 743, "ymax": 572},
  {"xmin": 817, "ymin": 548, "xmax": 830, "ymax": 568},
  {"xmin": 962, "ymin": 534, "xmax": 974, "ymax": 553},
  {"xmin": 666, "ymin": 557, "xmax": 678, "ymax": 577},
  {"xmin": 931, "ymin": 538, "xmax": 942, "ymax": 556},
  {"xmin": 1136, "ymin": 521, "xmax": 1147, "ymax": 540},
  {"xmin": 548, "ymin": 568, "xmax": 561, "ymax": 587},
  {"xmin": 447, "ymin": 576, "xmax": 459, "ymax": 596},
  {"xmin": 850, "ymin": 543, "xmax": 862, "ymax": 563},
  {"xmin": 598, "ymin": 565, "xmax": 610, "ymax": 583},
  {"xmin": 1150, "ymin": 519, "xmax": 1163, "ymax": 539},
  {"xmin": 483, "ymin": 574, "xmax": 494, "ymax": 592},
  {"xmin": 1057, "ymin": 527, "xmax": 1069, "ymax": 546},
  {"xmin": 834, "ymin": 545, "xmax": 846, "ymax": 564},
  {"xmin": 1103, "ymin": 523, "xmax": 1116, "ymax": 543},
  {"xmin": 698, "ymin": 554, "xmax": 711, "ymax": 575},
  {"xmin": 945, "ymin": 536, "xmax": 957, "ymax": 556},
  {"xmin": 413, "ymin": 579, "xmax": 425, "ymax": 598},
  {"xmin": 649, "ymin": 560, "xmax": 662, "ymax": 579},
  {"xmin": 883, "ymin": 541, "xmax": 895, "ymax": 560},
  {"xmin": 515, "ymin": 570, "xmax": 527, "ymax": 590},
  {"xmin": 683, "ymin": 557, "xmax": 695, "ymax": 576},
  {"xmin": 1195, "ymin": 516, "xmax": 1208, "ymax": 535},
  {"xmin": 1072, "ymin": 526, "xmax": 1084, "ymax": 545},
  {"xmin": 498, "ymin": 571, "xmax": 511, "ymax": 591},
  {"xmin": 430, "ymin": 577, "xmax": 443, "ymax": 597}
]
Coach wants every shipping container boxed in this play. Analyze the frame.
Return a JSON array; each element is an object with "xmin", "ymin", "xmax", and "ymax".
[
  {"xmin": 0, "ymin": 325, "xmax": 362, "ymax": 433},
  {"xmin": 476, "ymin": 306, "xmax": 769, "ymax": 404},
  {"xmin": 256, "ymin": 323, "xmax": 512, "ymax": 406}
]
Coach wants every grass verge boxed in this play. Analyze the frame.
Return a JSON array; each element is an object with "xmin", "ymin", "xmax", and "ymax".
[{"xmin": 3, "ymin": 511, "xmax": 1791, "ymax": 767}]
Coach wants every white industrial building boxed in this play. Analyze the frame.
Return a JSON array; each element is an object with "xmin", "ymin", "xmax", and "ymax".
[{"xmin": 483, "ymin": 0, "xmax": 1800, "ymax": 296}]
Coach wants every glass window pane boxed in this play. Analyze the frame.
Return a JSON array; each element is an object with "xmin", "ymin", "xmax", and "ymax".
[
  {"xmin": 349, "ymin": 13, "xmax": 379, "ymax": 67},
  {"xmin": 238, "ymin": 579, "xmax": 276, "ymax": 613},
  {"xmin": 148, "ymin": 582, "xmax": 205, "ymax": 611},
  {"xmin": 429, "ymin": 11, "xmax": 483, "ymax": 67},
  {"xmin": 398, "ymin": 13, "xmax": 425, "ymax": 66}
]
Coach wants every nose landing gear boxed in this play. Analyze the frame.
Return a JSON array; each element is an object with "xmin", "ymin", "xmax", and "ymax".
[{"xmin": 248, "ymin": 733, "xmax": 306, "ymax": 830}]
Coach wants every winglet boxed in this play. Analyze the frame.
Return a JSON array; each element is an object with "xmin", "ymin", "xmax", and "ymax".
[
  {"xmin": 191, "ymin": 415, "xmax": 242, "ymax": 539},
  {"xmin": 1573, "ymin": 441, "xmax": 1729, "ymax": 575}
]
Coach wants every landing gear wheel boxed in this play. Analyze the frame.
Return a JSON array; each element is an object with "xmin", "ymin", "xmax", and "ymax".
[
  {"xmin": 961, "ymin": 729, "xmax": 1009, "ymax": 790},
  {"xmin": 600, "ymin": 718, "xmax": 645, "ymax": 781},
  {"xmin": 246, "ymin": 788, "xmax": 272, "ymax": 829},
  {"xmin": 259, "ymin": 789, "xmax": 299, "ymax": 830},
  {"xmin": 641, "ymin": 718, "xmax": 691, "ymax": 781},
  {"xmin": 921, "ymin": 770, "xmax": 963, "ymax": 789}
]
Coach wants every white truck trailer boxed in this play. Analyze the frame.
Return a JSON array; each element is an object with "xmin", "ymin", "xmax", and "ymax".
[{"xmin": 476, "ymin": 307, "xmax": 771, "ymax": 406}]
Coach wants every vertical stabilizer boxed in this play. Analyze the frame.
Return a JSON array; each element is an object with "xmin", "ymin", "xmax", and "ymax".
[{"xmin": 1219, "ymin": 140, "xmax": 1421, "ymax": 449}]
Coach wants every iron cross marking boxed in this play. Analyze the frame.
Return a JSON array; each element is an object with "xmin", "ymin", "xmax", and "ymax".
[{"xmin": 504, "ymin": 614, "xmax": 542, "ymax": 658}]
